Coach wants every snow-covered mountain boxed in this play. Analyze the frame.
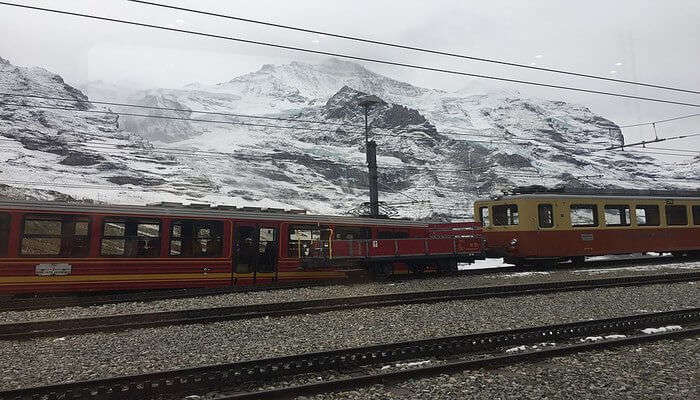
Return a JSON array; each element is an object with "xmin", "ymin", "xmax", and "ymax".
[{"xmin": 2, "ymin": 57, "xmax": 696, "ymax": 218}]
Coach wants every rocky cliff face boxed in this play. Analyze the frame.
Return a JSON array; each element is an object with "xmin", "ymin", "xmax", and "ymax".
[{"xmin": 2, "ymin": 57, "xmax": 696, "ymax": 218}]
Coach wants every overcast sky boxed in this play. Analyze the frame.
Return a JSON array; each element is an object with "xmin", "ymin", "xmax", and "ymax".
[{"xmin": 1, "ymin": 0, "xmax": 698, "ymax": 155}]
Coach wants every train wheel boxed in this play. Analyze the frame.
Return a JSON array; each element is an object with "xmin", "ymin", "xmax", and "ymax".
[
  {"xmin": 505, "ymin": 258, "xmax": 527, "ymax": 268},
  {"xmin": 370, "ymin": 263, "xmax": 393, "ymax": 280},
  {"xmin": 437, "ymin": 259, "xmax": 458, "ymax": 274},
  {"xmin": 570, "ymin": 256, "xmax": 585, "ymax": 267},
  {"xmin": 410, "ymin": 263, "xmax": 426, "ymax": 275}
]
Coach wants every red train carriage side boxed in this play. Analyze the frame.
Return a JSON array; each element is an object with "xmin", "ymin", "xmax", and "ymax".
[
  {"xmin": 474, "ymin": 189, "xmax": 700, "ymax": 265},
  {"xmin": 0, "ymin": 200, "xmax": 482, "ymax": 294}
]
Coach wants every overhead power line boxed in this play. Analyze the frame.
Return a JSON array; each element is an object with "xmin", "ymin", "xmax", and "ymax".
[
  {"xmin": 618, "ymin": 113, "xmax": 700, "ymax": 128},
  {"xmin": 5, "ymin": 99, "xmax": 699, "ymax": 159},
  {"xmin": 126, "ymin": 0, "xmax": 699, "ymax": 95},
  {"xmin": 0, "ymin": 92, "xmax": 361, "ymax": 129},
  {"xmin": 7, "ymin": 92, "xmax": 700, "ymax": 153},
  {"xmin": 0, "ymin": 98, "xmax": 603, "ymax": 145},
  {"xmin": 1, "ymin": 2, "xmax": 698, "ymax": 107},
  {"xmin": 601, "ymin": 133, "xmax": 700, "ymax": 151}
]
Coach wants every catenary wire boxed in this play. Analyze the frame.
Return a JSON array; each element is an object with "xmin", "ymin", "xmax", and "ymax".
[
  {"xmin": 0, "ymin": 2, "xmax": 698, "ymax": 107},
  {"xmin": 619, "ymin": 113, "xmax": 700, "ymax": 128},
  {"xmin": 127, "ymin": 0, "xmax": 699, "ymax": 95},
  {"xmin": 2, "ymin": 141, "xmax": 696, "ymax": 180},
  {"xmin": 7, "ymin": 94, "xmax": 700, "ymax": 157},
  {"xmin": 9, "ymin": 93, "xmax": 699, "ymax": 147},
  {"xmin": 0, "ymin": 94, "xmax": 583, "ymax": 142},
  {"xmin": 2, "ymin": 101, "xmax": 698, "ymax": 158}
]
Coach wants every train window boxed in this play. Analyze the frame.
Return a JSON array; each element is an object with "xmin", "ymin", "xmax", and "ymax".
[
  {"xmin": 101, "ymin": 218, "xmax": 161, "ymax": 257},
  {"xmin": 636, "ymin": 205, "xmax": 660, "ymax": 226},
  {"xmin": 493, "ymin": 205, "xmax": 519, "ymax": 226},
  {"xmin": 479, "ymin": 206, "xmax": 490, "ymax": 227},
  {"xmin": 288, "ymin": 225, "xmax": 325, "ymax": 257},
  {"xmin": 20, "ymin": 215, "xmax": 90, "ymax": 257},
  {"xmin": 538, "ymin": 204, "xmax": 554, "ymax": 228},
  {"xmin": 0, "ymin": 213, "xmax": 10, "ymax": 257},
  {"xmin": 693, "ymin": 206, "xmax": 700, "ymax": 225},
  {"xmin": 665, "ymin": 205, "xmax": 688, "ymax": 226},
  {"xmin": 334, "ymin": 226, "xmax": 371, "ymax": 240},
  {"xmin": 170, "ymin": 220, "xmax": 224, "ymax": 257},
  {"xmin": 604, "ymin": 205, "xmax": 631, "ymax": 227},
  {"xmin": 570, "ymin": 205, "xmax": 598, "ymax": 227},
  {"xmin": 257, "ymin": 228, "xmax": 277, "ymax": 273},
  {"xmin": 378, "ymin": 231, "xmax": 410, "ymax": 239}
]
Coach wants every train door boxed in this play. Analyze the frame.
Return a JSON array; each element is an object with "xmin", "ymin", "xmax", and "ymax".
[{"xmin": 233, "ymin": 223, "xmax": 279, "ymax": 285}]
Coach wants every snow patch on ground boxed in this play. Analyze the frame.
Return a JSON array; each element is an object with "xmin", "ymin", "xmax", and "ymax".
[
  {"xmin": 641, "ymin": 325, "xmax": 683, "ymax": 334},
  {"xmin": 382, "ymin": 360, "xmax": 433, "ymax": 370},
  {"xmin": 459, "ymin": 258, "xmax": 514, "ymax": 270},
  {"xmin": 604, "ymin": 334, "xmax": 627, "ymax": 339},
  {"xmin": 500, "ymin": 271, "xmax": 551, "ymax": 278},
  {"xmin": 580, "ymin": 336, "xmax": 604, "ymax": 342},
  {"xmin": 577, "ymin": 261, "xmax": 700, "ymax": 275}
]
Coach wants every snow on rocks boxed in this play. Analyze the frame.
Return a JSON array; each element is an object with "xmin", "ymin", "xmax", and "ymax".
[
  {"xmin": 0, "ymin": 282, "xmax": 695, "ymax": 390},
  {"xmin": 580, "ymin": 336, "xmax": 604, "ymax": 342},
  {"xmin": 604, "ymin": 334, "xmax": 627, "ymax": 339},
  {"xmin": 641, "ymin": 325, "xmax": 683, "ymax": 334},
  {"xmin": 302, "ymin": 338, "xmax": 699, "ymax": 400},
  {"xmin": 505, "ymin": 345, "xmax": 527, "ymax": 353},
  {"xmin": 2, "ymin": 261, "xmax": 696, "ymax": 324}
]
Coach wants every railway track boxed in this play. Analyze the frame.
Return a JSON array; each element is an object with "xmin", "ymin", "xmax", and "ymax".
[
  {"xmin": 0, "ymin": 308, "xmax": 697, "ymax": 400},
  {"xmin": 0, "ymin": 272, "xmax": 697, "ymax": 341},
  {"xmin": 0, "ymin": 254, "xmax": 693, "ymax": 312}
]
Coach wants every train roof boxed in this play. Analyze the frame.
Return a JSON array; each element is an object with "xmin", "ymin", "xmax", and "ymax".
[
  {"xmin": 477, "ymin": 186, "xmax": 700, "ymax": 202},
  {"xmin": 479, "ymin": 193, "xmax": 700, "ymax": 202},
  {"xmin": 0, "ymin": 199, "xmax": 430, "ymax": 227}
]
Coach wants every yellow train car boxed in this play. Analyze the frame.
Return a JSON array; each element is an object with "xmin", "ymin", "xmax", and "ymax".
[{"xmin": 474, "ymin": 188, "xmax": 700, "ymax": 265}]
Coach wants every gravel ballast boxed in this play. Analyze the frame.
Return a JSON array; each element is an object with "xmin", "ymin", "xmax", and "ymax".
[
  {"xmin": 0, "ymin": 282, "xmax": 697, "ymax": 390},
  {"xmin": 301, "ymin": 337, "xmax": 699, "ymax": 400},
  {"xmin": 1, "ymin": 260, "xmax": 697, "ymax": 324}
]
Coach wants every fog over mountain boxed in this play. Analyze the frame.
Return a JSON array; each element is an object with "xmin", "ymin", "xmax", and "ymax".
[{"xmin": 1, "ymin": 56, "xmax": 696, "ymax": 218}]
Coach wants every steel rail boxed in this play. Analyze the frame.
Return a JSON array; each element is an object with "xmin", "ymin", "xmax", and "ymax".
[
  {"xmin": 0, "ymin": 255, "xmax": 692, "ymax": 312},
  {"xmin": 0, "ymin": 309, "xmax": 697, "ymax": 400},
  {"xmin": 223, "ymin": 325, "xmax": 700, "ymax": 400},
  {"xmin": 0, "ymin": 272, "xmax": 697, "ymax": 341}
]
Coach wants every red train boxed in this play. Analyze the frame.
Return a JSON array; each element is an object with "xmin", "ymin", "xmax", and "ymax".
[
  {"xmin": 475, "ymin": 188, "xmax": 700, "ymax": 265},
  {"xmin": 0, "ymin": 200, "xmax": 483, "ymax": 294},
  {"xmin": 1, "ymin": 188, "xmax": 698, "ymax": 295}
]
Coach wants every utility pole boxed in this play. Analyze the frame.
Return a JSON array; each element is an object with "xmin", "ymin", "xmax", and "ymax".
[{"xmin": 359, "ymin": 95, "xmax": 382, "ymax": 218}]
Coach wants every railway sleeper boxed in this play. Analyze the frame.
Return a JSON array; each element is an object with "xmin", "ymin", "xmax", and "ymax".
[{"xmin": 3, "ymin": 310, "xmax": 697, "ymax": 400}]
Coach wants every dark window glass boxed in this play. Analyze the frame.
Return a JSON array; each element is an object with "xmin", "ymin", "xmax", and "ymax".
[
  {"xmin": 101, "ymin": 218, "xmax": 161, "ymax": 257},
  {"xmin": 334, "ymin": 226, "xmax": 371, "ymax": 240},
  {"xmin": 257, "ymin": 227, "xmax": 277, "ymax": 273},
  {"xmin": 538, "ymin": 204, "xmax": 554, "ymax": 228},
  {"xmin": 288, "ymin": 225, "xmax": 327, "ymax": 257},
  {"xmin": 665, "ymin": 205, "xmax": 688, "ymax": 226},
  {"xmin": 377, "ymin": 231, "xmax": 410, "ymax": 239},
  {"xmin": 0, "ymin": 213, "xmax": 11, "ymax": 257},
  {"xmin": 693, "ymin": 205, "xmax": 700, "ymax": 226},
  {"xmin": 570, "ymin": 204, "xmax": 598, "ymax": 227},
  {"xmin": 636, "ymin": 205, "xmax": 660, "ymax": 226},
  {"xmin": 479, "ymin": 206, "xmax": 490, "ymax": 227},
  {"xmin": 20, "ymin": 215, "xmax": 90, "ymax": 257},
  {"xmin": 169, "ymin": 220, "xmax": 223, "ymax": 257},
  {"xmin": 604, "ymin": 205, "xmax": 631, "ymax": 226},
  {"xmin": 493, "ymin": 204, "xmax": 519, "ymax": 226}
]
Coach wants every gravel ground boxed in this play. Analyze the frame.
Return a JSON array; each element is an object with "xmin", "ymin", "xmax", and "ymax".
[
  {"xmin": 1, "ymin": 260, "xmax": 697, "ymax": 324},
  {"xmin": 301, "ymin": 337, "xmax": 699, "ymax": 400},
  {"xmin": 0, "ymin": 282, "xmax": 696, "ymax": 390}
]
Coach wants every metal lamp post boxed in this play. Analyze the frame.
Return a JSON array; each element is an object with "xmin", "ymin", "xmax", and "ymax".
[{"xmin": 358, "ymin": 95, "xmax": 383, "ymax": 218}]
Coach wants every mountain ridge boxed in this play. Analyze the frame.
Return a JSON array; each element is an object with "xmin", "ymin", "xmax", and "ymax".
[{"xmin": 1, "ymin": 56, "xmax": 696, "ymax": 218}]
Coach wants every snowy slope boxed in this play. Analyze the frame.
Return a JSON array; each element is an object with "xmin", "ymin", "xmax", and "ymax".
[{"xmin": 3, "ymin": 57, "xmax": 697, "ymax": 218}]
